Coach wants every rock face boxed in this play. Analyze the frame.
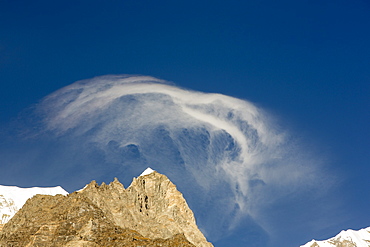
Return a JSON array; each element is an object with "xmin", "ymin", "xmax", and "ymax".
[
  {"xmin": 301, "ymin": 226, "xmax": 370, "ymax": 247},
  {"xmin": 0, "ymin": 169, "xmax": 213, "ymax": 247}
]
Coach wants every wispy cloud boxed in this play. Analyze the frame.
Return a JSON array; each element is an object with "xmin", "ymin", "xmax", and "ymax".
[{"xmin": 0, "ymin": 75, "xmax": 332, "ymax": 242}]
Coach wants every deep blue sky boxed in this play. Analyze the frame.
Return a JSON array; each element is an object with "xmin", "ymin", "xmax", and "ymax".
[{"xmin": 1, "ymin": 0, "xmax": 369, "ymax": 246}]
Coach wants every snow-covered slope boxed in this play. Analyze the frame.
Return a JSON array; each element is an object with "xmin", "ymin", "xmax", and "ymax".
[
  {"xmin": 0, "ymin": 185, "xmax": 68, "ymax": 224},
  {"xmin": 301, "ymin": 226, "xmax": 370, "ymax": 247}
]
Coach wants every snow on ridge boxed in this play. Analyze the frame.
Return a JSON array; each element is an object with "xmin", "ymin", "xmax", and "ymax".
[
  {"xmin": 77, "ymin": 184, "xmax": 88, "ymax": 192},
  {"xmin": 300, "ymin": 226, "xmax": 370, "ymax": 247},
  {"xmin": 139, "ymin": 167, "xmax": 155, "ymax": 177},
  {"xmin": 0, "ymin": 185, "xmax": 68, "ymax": 208},
  {"xmin": 0, "ymin": 184, "xmax": 68, "ymax": 224}
]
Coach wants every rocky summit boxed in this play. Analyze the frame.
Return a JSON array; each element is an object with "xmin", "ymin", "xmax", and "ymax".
[{"xmin": 0, "ymin": 169, "xmax": 213, "ymax": 247}]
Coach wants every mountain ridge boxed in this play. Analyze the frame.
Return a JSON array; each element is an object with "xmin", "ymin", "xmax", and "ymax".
[
  {"xmin": 0, "ymin": 184, "xmax": 68, "ymax": 225},
  {"xmin": 301, "ymin": 226, "xmax": 370, "ymax": 247},
  {"xmin": 0, "ymin": 169, "xmax": 213, "ymax": 247}
]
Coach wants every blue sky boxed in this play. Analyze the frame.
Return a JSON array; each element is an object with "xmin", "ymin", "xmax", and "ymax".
[{"xmin": 0, "ymin": 1, "xmax": 369, "ymax": 246}]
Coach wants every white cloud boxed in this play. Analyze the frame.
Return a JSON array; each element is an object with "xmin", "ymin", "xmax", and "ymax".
[{"xmin": 18, "ymin": 74, "xmax": 328, "ymax": 241}]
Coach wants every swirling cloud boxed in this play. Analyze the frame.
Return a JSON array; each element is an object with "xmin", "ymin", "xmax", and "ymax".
[{"xmin": 1, "ymin": 75, "xmax": 327, "ymax": 243}]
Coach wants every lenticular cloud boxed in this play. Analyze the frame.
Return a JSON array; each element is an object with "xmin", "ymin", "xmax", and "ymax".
[{"xmin": 10, "ymin": 75, "xmax": 318, "ymax": 239}]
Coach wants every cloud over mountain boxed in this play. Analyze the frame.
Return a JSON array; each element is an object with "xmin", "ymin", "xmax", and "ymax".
[{"xmin": 0, "ymin": 75, "xmax": 329, "ymax": 243}]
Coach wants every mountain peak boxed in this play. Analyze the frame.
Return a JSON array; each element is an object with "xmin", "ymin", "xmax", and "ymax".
[
  {"xmin": 0, "ymin": 170, "xmax": 213, "ymax": 247},
  {"xmin": 139, "ymin": 167, "xmax": 155, "ymax": 176}
]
